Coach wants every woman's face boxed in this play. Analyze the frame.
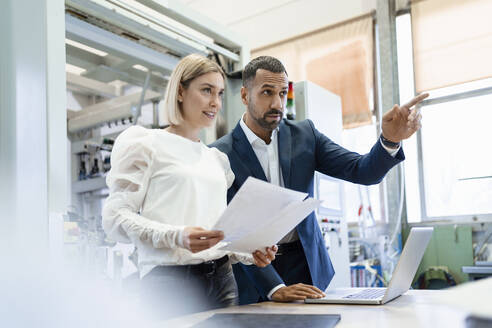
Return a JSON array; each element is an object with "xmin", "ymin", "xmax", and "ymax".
[{"xmin": 179, "ymin": 71, "xmax": 225, "ymax": 129}]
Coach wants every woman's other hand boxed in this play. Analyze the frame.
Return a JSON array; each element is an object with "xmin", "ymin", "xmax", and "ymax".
[
  {"xmin": 252, "ymin": 245, "xmax": 278, "ymax": 267},
  {"xmin": 182, "ymin": 227, "xmax": 224, "ymax": 253}
]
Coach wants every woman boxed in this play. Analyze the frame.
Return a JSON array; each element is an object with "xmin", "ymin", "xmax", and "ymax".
[{"xmin": 102, "ymin": 54, "xmax": 276, "ymax": 318}]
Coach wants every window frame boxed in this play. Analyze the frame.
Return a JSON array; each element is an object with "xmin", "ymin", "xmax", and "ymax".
[{"xmin": 396, "ymin": 12, "xmax": 492, "ymax": 224}]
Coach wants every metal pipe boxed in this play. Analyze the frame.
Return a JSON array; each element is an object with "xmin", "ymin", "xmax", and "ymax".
[
  {"xmin": 66, "ymin": 0, "xmax": 202, "ymax": 57},
  {"xmin": 107, "ymin": 0, "xmax": 240, "ymax": 62},
  {"xmin": 135, "ymin": 0, "xmax": 243, "ymax": 49},
  {"xmin": 65, "ymin": 13, "xmax": 179, "ymax": 73},
  {"xmin": 152, "ymin": 100, "xmax": 160, "ymax": 128},
  {"xmin": 133, "ymin": 70, "xmax": 152, "ymax": 125}
]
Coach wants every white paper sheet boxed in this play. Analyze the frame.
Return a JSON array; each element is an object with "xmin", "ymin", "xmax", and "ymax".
[{"xmin": 212, "ymin": 177, "xmax": 321, "ymax": 253}]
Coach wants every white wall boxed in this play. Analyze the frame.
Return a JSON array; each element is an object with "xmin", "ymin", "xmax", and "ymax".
[{"xmin": 181, "ymin": 0, "xmax": 376, "ymax": 49}]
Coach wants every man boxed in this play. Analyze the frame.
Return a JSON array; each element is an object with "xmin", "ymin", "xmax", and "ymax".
[{"xmin": 211, "ymin": 56, "xmax": 427, "ymax": 304}]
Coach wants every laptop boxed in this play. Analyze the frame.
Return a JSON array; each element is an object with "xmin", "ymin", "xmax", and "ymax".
[{"xmin": 305, "ymin": 227, "xmax": 433, "ymax": 305}]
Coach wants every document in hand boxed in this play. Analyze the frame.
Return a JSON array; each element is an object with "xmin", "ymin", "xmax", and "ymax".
[{"xmin": 212, "ymin": 177, "xmax": 321, "ymax": 254}]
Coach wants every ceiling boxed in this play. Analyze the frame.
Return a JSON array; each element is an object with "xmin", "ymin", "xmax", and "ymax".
[{"xmin": 177, "ymin": 0, "xmax": 376, "ymax": 49}]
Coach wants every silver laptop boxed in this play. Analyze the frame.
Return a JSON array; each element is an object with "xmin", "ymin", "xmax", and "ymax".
[{"xmin": 305, "ymin": 227, "xmax": 433, "ymax": 305}]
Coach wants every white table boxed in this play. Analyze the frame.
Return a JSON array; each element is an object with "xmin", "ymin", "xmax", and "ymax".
[{"xmin": 164, "ymin": 290, "xmax": 469, "ymax": 328}]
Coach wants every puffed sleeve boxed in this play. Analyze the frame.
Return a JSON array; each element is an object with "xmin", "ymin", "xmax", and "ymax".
[
  {"xmin": 229, "ymin": 252, "xmax": 255, "ymax": 265},
  {"xmin": 211, "ymin": 148, "xmax": 235, "ymax": 188},
  {"xmin": 102, "ymin": 126, "xmax": 184, "ymax": 250}
]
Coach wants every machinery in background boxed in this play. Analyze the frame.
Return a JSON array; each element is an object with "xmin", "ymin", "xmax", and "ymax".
[
  {"xmin": 65, "ymin": 134, "xmax": 141, "ymax": 281},
  {"xmin": 65, "ymin": 0, "xmax": 248, "ymax": 138},
  {"xmin": 286, "ymin": 81, "xmax": 296, "ymax": 120},
  {"xmin": 62, "ymin": 210, "xmax": 115, "ymax": 277},
  {"xmin": 64, "ymin": 137, "xmax": 119, "ymax": 279},
  {"xmin": 77, "ymin": 138, "xmax": 114, "ymax": 181},
  {"xmin": 349, "ymin": 233, "xmax": 387, "ymax": 287},
  {"xmin": 348, "ymin": 184, "xmax": 388, "ymax": 287}
]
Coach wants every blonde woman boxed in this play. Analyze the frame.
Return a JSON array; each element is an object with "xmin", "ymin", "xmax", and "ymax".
[{"xmin": 102, "ymin": 54, "xmax": 277, "ymax": 317}]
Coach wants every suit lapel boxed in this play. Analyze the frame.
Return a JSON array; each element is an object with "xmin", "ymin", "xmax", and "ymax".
[
  {"xmin": 278, "ymin": 120, "xmax": 292, "ymax": 187},
  {"xmin": 232, "ymin": 122, "xmax": 267, "ymax": 181}
]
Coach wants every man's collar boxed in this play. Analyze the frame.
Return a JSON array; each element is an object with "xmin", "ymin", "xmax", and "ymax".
[{"xmin": 239, "ymin": 113, "xmax": 279, "ymax": 146}]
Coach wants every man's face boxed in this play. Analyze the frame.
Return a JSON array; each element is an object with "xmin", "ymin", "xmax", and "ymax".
[{"xmin": 242, "ymin": 69, "xmax": 289, "ymax": 131}]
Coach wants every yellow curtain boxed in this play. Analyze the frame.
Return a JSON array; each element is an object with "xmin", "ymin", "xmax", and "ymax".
[
  {"xmin": 252, "ymin": 14, "xmax": 374, "ymax": 129},
  {"xmin": 412, "ymin": 0, "xmax": 492, "ymax": 92}
]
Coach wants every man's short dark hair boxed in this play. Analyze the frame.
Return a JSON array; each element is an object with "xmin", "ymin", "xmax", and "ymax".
[{"xmin": 242, "ymin": 56, "xmax": 288, "ymax": 87}]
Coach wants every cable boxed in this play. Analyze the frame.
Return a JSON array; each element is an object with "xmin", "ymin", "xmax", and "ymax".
[{"xmin": 363, "ymin": 261, "xmax": 388, "ymax": 287}]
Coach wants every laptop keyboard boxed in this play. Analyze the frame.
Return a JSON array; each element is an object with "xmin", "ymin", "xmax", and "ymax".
[{"xmin": 343, "ymin": 288, "xmax": 386, "ymax": 300}]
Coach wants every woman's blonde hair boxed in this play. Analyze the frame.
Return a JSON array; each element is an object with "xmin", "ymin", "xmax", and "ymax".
[{"xmin": 161, "ymin": 54, "xmax": 225, "ymax": 126}]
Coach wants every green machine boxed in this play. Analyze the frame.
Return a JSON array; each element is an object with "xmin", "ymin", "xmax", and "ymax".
[{"xmin": 404, "ymin": 225, "xmax": 474, "ymax": 287}]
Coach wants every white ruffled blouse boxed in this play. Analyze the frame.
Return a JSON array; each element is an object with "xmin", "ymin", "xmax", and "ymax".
[{"xmin": 102, "ymin": 126, "xmax": 252, "ymax": 277}]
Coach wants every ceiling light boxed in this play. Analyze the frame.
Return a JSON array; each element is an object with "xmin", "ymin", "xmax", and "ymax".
[
  {"xmin": 66, "ymin": 38, "xmax": 108, "ymax": 57},
  {"xmin": 66, "ymin": 63, "xmax": 86, "ymax": 75},
  {"xmin": 133, "ymin": 64, "xmax": 149, "ymax": 72}
]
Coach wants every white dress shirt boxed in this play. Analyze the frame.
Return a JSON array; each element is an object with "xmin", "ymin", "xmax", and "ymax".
[
  {"xmin": 239, "ymin": 116, "xmax": 299, "ymax": 243},
  {"xmin": 102, "ymin": 126, "xmax": 253, "ymax": 278},
  {"xmin": 239, "ymin": 115, "xmax": 400, "ymax": 298}
]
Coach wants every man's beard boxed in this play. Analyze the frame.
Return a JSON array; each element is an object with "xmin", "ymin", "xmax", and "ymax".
[{"xmin": 248, "ymin": 103, "xmax": 283, "ymax": 130}]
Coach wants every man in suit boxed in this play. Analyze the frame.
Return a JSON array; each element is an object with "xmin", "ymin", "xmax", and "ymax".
[{"xmin": 211, "ymin": 56, "xmax": 427, "ymax": 304}]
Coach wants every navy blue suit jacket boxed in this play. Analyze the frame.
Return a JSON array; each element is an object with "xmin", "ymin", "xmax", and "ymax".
[{"xmin": 210, "ymin": 119, "xmax": 404, "ymax": 304}]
